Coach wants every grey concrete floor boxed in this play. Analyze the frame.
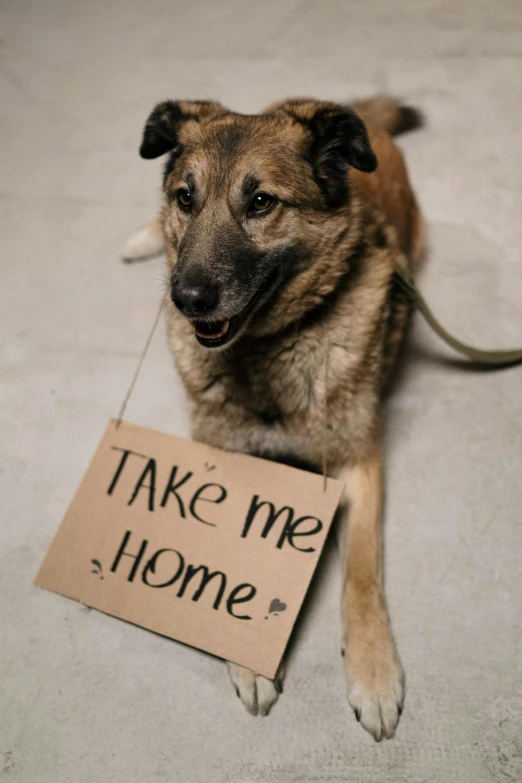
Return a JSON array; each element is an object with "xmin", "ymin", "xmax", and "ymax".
[{"xmin": 1, "ymin": 1, "xmax": 522, "ymax": 781}]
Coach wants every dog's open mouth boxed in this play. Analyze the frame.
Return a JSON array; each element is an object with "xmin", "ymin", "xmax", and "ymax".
[
  {"xmin": 191, "ymin": 270, "xmax": 279, "ymax": 349},
  {"xmin": 193, "ymin": 319, "xmax": 232, "ymax": 348}
]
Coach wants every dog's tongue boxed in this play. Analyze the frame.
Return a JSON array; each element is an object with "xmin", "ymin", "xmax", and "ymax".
[{"xmin": 193, "ymin": 320, "xmax": 230, "ymax": 339}]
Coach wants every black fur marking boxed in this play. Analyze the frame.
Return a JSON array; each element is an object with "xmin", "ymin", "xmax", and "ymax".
[
  {"xmin": 185, "ymin": 172, "xmax": 196, "ymax": 194},
  {"xmin": 258, "ymin": 407, "xmax": 283, "ymax": 426},
  {"xmin": 374, "ymin": 224, "xmax": 388, "ymax": 249},
  {"xmin": 163, "ymin": 148, "xmax": 184, "ymax": 184},
  {"xmin": 216, "ymin": 125, "xmax": 245, "ymax": 159},
  {"xmin": 208, "ymin": 241, "xmax": 309, "ymax": 311},
  {"xmin": 251, "ymin": 244, "xmax": 311, "ymax": 324},
  {"xmin": 272, "ymin": 243, "xmax": 311, "ymax": 285},
  {"xmin": 395, "ymin": 105, "xmax": 424, "ymax": 135},
  {"xmin": 140, "ymin": 102, "xmax": 185, "ymax": 159},
  {"xmin": 242, "ymin": 175, "xmax": 261, "ymax": 199},
  {"xmin": 140, "ymin": 101, "xmax": 209, "ymax": 160},
  {"xmin": 312, "ymin": 109, "xmax": 377, "ymax": 206},
  {"xmin": 295, "ymin": 235, "xmax": 367, "ymax": 333},
  {"xmin": 292, "ymin": 106, "xmax": 377, "ymax": 208},
  {"xmin": 312, "ymin": 151, "xmax": 349, "ymax": 209}
]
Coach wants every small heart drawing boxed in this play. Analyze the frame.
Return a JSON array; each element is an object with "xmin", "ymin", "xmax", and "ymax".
[{"xmin": 268, "ymin": 598, "xmax": 287, "ymax": 614}]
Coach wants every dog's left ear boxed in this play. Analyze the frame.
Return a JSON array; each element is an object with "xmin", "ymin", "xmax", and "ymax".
[
  {"xmin": 310, "ymin": 105, "xmax": 377, "ymax": 174},
  {"xmin": 139, "ymin": 100, "xmax": 226, "ymax": 159},
  {"xmin": 268, "ymin": 99, "xmax": 377, "ymax": 207}
]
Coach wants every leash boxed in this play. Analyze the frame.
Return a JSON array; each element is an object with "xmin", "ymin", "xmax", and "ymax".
[
  {"xmin": 393, "ymin": 269, "xmax": 522, "ymax": 367},
  {"xmin": 319, "ymin": 267, "xmax": 522, "ymax": 489}
]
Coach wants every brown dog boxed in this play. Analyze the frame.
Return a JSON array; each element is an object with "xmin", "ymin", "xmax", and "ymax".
[{"xmin": 124, "ymin": 95, "xmax": 424, "ymax": 740}]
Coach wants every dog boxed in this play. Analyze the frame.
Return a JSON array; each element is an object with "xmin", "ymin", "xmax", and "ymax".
[{"xmin": 123, "ymin": 95, "xmax": 424, "ymax": 741}]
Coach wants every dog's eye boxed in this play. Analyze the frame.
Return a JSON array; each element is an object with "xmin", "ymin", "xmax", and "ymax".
[
  {"xmin": 250, "ymin": 192, "xmax": 275, "ymax": 215},
  {"xmin": 176, "ymin": 188, "xmax": 193, "ymax": 211}
]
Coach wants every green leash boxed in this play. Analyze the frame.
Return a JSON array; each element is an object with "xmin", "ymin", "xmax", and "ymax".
[{"xmin": 394, "ymin": 269, "xmax": 522, "ymax": 368}]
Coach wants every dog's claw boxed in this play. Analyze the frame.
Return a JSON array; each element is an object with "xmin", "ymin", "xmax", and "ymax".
[{"xmin": 344, "ymin": 626, "xmax": 404, "ymax": 741}]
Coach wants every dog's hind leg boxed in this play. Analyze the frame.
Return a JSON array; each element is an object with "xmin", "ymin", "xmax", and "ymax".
[
  {"xmin": 336, "ymin": 439, "xmax": 404, "ymax": 741},
  {"xmin": 122, "ymin": 219, "xmax": 165, "ymax": 262},
  {"xmin": 227, "ymin": 660, "xmax": 285, "ymax": 716}
]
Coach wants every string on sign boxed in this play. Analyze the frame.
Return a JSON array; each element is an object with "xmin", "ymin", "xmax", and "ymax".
[
  {"xmin": 322, "ymin": 339, "xmax": 330, "ymax": 493},
  {"xmin": 115, "ymin": 300, "xmax": 165, "ymax": 427}
]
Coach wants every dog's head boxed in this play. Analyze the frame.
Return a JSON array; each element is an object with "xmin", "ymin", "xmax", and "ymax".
[{"xmin": 140, "ymin": 98, "xmax": 377, "ymax": 348}]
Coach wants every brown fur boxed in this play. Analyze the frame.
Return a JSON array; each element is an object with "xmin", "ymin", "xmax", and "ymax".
[{"xmin": 136, "ymin": 95, "xmax": 424, "ymax": 739}]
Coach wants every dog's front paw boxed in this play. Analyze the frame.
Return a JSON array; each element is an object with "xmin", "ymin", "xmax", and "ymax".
[
  {"xmin": 344, "ymin": 625, "xmax": 404, "ymax": 741},
  {"xmin": 227, "ymin": 661, "xmax": 285, "ymax": 716}
]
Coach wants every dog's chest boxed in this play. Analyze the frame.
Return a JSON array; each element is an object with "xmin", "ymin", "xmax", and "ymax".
[
  {"xmin": 184, "ymin": 333, "xmax": 375, "ymax": 469},
  {"xmin": 202, "ymin": 351, "xmax": 325, "ymax": 463},
  {"xmin": 211, "ymin": 338, "xmax": 324, "ymax": 423}
]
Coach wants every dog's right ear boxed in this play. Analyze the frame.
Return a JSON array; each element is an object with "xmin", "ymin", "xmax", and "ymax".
[
  {"xmin": 139, "ymin": 100, "xmax": 226, "ymax": 159},
  {"xmin": 267, "ymin": 98, "xmax": 377, "ymax": 208}
]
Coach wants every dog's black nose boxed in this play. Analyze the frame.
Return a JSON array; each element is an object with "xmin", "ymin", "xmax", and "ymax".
[{"xmin": 171, "ymin": 282, "xmax": 218, "ymax": 316}]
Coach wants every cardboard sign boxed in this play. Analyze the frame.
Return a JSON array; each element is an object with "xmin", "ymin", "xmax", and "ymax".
[{"xmin": 35, "ymin": 420, "xmax": 344, "ymax": 679}]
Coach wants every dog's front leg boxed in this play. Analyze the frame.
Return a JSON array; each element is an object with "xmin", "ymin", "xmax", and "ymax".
[{"xmin": 337, "ymin": 439, "xmax": 404, "ymax": 741}]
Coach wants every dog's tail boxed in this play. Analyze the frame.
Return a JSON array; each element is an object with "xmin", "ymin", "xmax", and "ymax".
[{"xmin": 352, "ymin": 96, "xmax": 423, "ymax": 137}]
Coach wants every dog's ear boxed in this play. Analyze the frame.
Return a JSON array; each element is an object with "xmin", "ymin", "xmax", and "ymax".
[
  {"xmin": 139, "ymin": 100, "xmax": 226, "ymax": 159},
  {"xmin": 268, "ymin": 99, "xmax": 377, "ymax": 207}
]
